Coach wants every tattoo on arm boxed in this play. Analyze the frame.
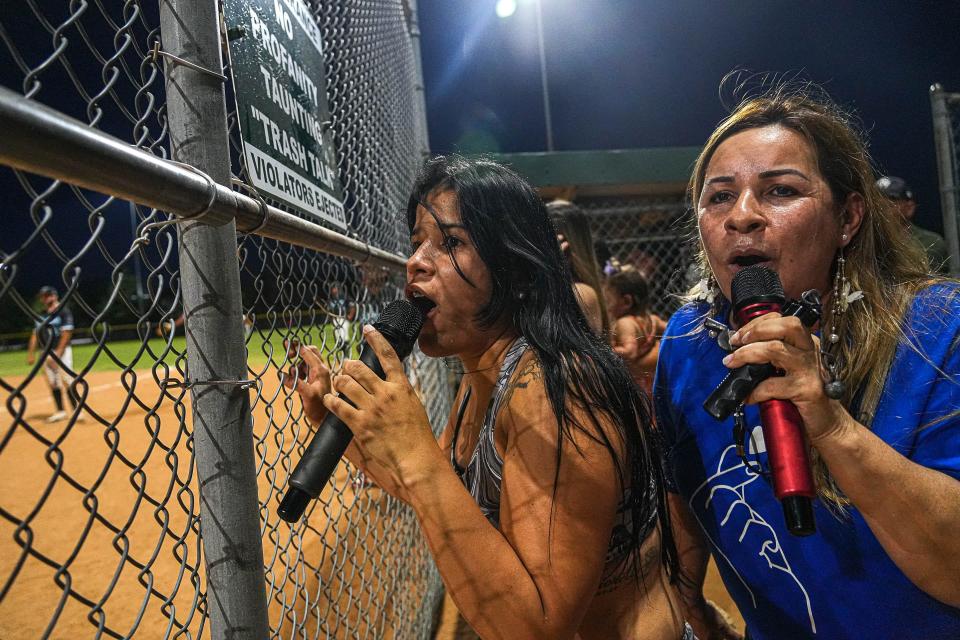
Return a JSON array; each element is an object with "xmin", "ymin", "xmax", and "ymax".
[{"xmin": 501, "ymin": 359, "xmax": 542, "ymax": 407}]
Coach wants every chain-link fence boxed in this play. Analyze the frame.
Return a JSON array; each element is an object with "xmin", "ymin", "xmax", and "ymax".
[
  {"xmin": 578, "ymin": 195, "xmax": 695, "ymax": 319},
  {"xmin": 931, "ymin": 83, "xmax": 960, "ymax": 276},
  {"xmin": 0, "ymin": 1, "xmax": 453, "ymax": 638}
]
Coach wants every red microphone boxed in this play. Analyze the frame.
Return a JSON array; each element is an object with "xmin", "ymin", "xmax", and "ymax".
[{"xmin": 731, "ymin": 266, "xmax": 816, "ymax": 536}]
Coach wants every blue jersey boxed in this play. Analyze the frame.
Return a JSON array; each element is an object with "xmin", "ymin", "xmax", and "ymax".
[
  {"xmin": 35, "ymin": 306, "xmax": 74, "ymax": 346},
  {"xmin": 654, "ymin": 284, "xmax": 960, "ymax": 639}
]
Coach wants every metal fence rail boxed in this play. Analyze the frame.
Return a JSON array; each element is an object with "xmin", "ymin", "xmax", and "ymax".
[
  {"xmin": 0, "ymin": 1, "xmax": 449, "ymax": 638},
  {"xmin": 931, "ymin": 83, "xmax": 960, "ymax": 276}
]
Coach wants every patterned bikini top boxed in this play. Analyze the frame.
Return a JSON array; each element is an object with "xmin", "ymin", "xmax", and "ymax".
[{"xmin": 449, "ymin": 338, "xmax": 656, "ymax": 590}]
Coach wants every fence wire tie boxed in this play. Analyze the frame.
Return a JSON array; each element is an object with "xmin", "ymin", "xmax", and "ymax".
[
  {"xmin": 358, "ymin": 242, "xmax": 373, "ymax": 265},
  {"xmin": 164, "ymin": 378, "xmax": 256, "ymax": 390},
  {"xmin": 149, "ymin": 41, "xmax": 227, "ymax": 83},
  {"xmin": 132, "ymin": 160, "xmax": 220, "ymax": 246},
  {"xmin": 342, "ymin": 226, "xmax": 373, "ymax": 266},
  {"xmin": 231, "ymin": 177, "xmax": 270, "ymax": 236}
]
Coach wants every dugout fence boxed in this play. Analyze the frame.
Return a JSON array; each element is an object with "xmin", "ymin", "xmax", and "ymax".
[
  {"xmin": 491, "ymin": 149, "xmax": 700, "ymax": 319},
  {"xmin": 0, "ymin": 1, "xmax": 453, "ymax": 638},
  {"xmin": 579, "ymin": 195, "xmax": 695, "ymax": 319}
]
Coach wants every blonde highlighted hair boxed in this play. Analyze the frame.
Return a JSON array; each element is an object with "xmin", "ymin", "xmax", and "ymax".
[{"xmin": 688, "ymin": 79, "xmax": 940, "ymax": 507}]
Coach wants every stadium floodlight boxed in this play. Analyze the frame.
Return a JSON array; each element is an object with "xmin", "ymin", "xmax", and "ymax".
[
  {"xmin": 496, "ymin": 0, "xmax": 517, "ymax": 19},
  {"xmin": 493, "ymin": 0, "xmax": 553, "ymax": 151}
]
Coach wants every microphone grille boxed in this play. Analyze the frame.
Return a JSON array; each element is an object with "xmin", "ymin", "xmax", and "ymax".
[
  {"xmin": 731, "ymin": 265, "xmax": 784, "ymax": 307},
  {"xmin": 373, "ymin": 299, "xmax": 426, "ymax": 360}
]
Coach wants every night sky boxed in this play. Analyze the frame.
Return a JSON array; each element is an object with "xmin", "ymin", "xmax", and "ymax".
[
  {"xmin": 417, "ymin": 0, "xmax": 960, "ymax": 234},
  {"xmin": 2, "ymin": 1, "xmax": 959, "ymax": 310}
]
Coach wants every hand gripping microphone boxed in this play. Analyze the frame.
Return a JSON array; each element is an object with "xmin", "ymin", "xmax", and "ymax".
[
  {"xmin": 703, "ymin": 266, "xmax": 818, "ymax": 536},
  {"xmin": 278, "ymin": 299, "xmax": 426, "ymax": 522}
]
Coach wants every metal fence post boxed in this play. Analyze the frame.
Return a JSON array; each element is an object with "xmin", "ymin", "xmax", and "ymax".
[
  {"xmin": 406, "ymin": 0, "xmax": 432, "ymax": 161},
  {"xmin": 159, "ymin": 0, "xmax": 270, "ymax": 637},
  {"xmin": 931, "ymin": 83, "xmax": 960, "ymax": 276}
]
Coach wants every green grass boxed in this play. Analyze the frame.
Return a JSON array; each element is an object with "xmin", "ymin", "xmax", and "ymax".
[{"xmin": 0, "ymin": 325, "xmax": 352, "ymax": 378}]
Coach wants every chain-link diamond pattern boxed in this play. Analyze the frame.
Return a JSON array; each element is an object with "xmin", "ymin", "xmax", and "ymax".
[
  {"xmin": 0, "ymin": 1, "xmax": 447, "ymax": 638},
  {"xmin": 580, "ymin": 195, "xmax": 696, "ymax": 318}
]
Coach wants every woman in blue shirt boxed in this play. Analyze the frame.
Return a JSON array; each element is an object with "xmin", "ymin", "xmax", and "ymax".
[{"xmin": 655, "ymin": 85, "xmax": 960, "ymax": 639}]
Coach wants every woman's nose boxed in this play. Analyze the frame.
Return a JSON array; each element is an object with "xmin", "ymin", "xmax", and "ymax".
[
  {"xmin": 724, "ymin": 190, "xmax": 766, "ymax": 234},
  {"xmin": 405, "ymin": 240, "xmax": 436, "ymax": 281}
]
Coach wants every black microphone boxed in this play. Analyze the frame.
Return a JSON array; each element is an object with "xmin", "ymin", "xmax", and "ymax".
[
  {"xmin": 703, "ymin": 266, "xmax": 818, "ymax": 536},
  {"xmin": 278, "ymin": 299, "xmax": 426, "ymax": 522}
]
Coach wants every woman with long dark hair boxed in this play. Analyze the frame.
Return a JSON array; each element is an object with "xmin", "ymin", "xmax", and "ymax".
[
  {"xmin": 291, "ymin": 155, "xmax": 686, "ymax": 639},
  {"xmin": 547, "ymin": 199, "xmax": 609, "ymax": 334}
]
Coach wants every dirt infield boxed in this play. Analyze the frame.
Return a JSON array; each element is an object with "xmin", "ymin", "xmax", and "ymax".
[
  {"xmin": 1, "ymin": 369, "xmax": 207, "ymax": 638},
  {"xmin": 2, "ymin": 367, "xmax": 742, "ymax": 639},
  {"xmin": 0, "ymin": 366, "xmax": 438, "ymax": 639}
]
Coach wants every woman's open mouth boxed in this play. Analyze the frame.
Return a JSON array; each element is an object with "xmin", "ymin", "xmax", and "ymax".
[
  {"xmin": 409, "ymin": 291, "xmax": 437, "ymax": 319},
  {"xmin": 728, "ymin": 252, "xmax": 772, "ymax": 272}
]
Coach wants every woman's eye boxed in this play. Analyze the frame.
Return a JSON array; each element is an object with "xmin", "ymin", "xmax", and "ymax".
[
  {"xmin": 441, "ymin": 235, "xmax": 463, "ymax": 251},
  {"xmin": 770, "ymin": 185, "xmax": 798, "ymax": 197},
  {"xmin": 707, "ymin": 191, "xmax": 733, "ymax": 205}
]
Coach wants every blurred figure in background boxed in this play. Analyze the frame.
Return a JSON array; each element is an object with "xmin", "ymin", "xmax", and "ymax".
[
  {"xmin": 26, "ymin": 286, "xmax": 79, "ymax": 423},
  {"xmin": 547, "ymin": 199, "xmax": 609, "ymax": 334},
  {"xmin": 603, "ymin": 269, "xmax": 667, "ymax": 399},
  {"xmin": 327, "ymin": 284, "xmax": 357, "ymax": 353},
  {"xmin": 876, "ymin": 175, "xmax": 950, "ymax": 273},
  {"xmin": 594, "ymin": 237, "xmax": 621, "ymax": 277}
]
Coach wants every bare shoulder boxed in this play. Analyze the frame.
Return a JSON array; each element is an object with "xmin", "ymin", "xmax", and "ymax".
[
  {"xmin": 573, "ymin": 283, "xmax": 604, "ymax": 334},
  {"xmin": 499, "ymin": 350, "xmax": 548, "ymax": 422},
  {"xmin": 499, "ymin": 351, "xmax": 623, "ymax": 458},
  {"xmin": 613, "ymin": 315, "xmax": 639, "ymax": 334},
  {"xmin": 574, "ymin": 281, "xmax": 599, "ymax": 304},
  {"xmin": 497, "ymin": 350, "xmax": 623, "ymax": 500}
]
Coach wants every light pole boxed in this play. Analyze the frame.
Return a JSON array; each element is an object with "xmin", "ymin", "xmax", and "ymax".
[
  {"xmin": 497, "ymin": 0, "xmax": 555, "ymax": 151},
  {"xmin": 534, "ymin": 0, "xmax": 554, "ymax": 151}
]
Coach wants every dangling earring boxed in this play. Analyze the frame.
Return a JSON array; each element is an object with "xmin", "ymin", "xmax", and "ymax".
[
  {"xmin": 821, "ymin": 248, "xmax": 862, "ymax": 400},
  {"xmin": 694, "ymin": 271, "xmax": 722, "ymax": 316},
  {"xmin": 710, "ymin": 276, "xmax": 723, "ymax": 317}
]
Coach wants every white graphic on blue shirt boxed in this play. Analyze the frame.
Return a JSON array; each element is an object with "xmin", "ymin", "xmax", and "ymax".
[
  {"xmin": 689, "ymin": 441, "xmax": 817, "ymax": 635},
  {"xmin": 35, "ymin": 307, "xmax": 74, "ymax": 345}
]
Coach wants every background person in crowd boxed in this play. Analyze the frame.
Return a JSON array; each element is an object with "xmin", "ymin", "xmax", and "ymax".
[
  {"xmin": 155, "ymin": 312, "xmax": 185, "ymax": 337},
  {"xmin": 875, "ymin": 175, "xmax": 950, "ymax": 273},
  {"xmin": 547, "ymin": 199, "xmax": 609, "ymax": 334},
  {"xmin": 26, "ymin": 286, "xmax": 79, "ymax": 423},
  {"xmin": 327, "ymin": 284, "xmax": 357, "ymax": 353},
  {"xmin": 603, "ymin": 269, "xmax": 667, "ymax": 400},
  {"xmin": 288, "ymin": 156, "xmax": 691, "ymax": 639},
  {"xmin": 594, "ymin": 237, "xmax": 618, "ymax": 277},
  {"xmin": 655, "ymin": 84, "xmax": 960, "ymax": 639}
]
